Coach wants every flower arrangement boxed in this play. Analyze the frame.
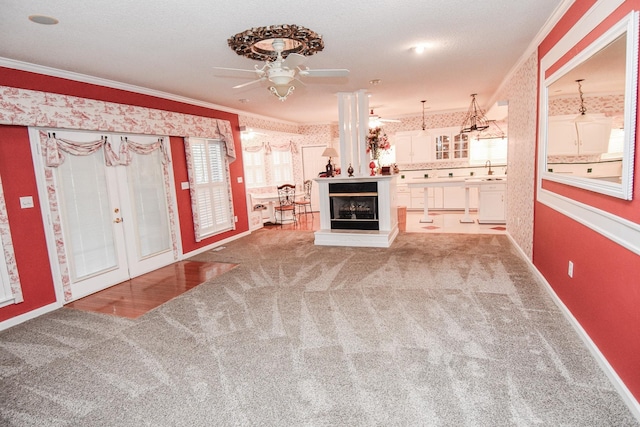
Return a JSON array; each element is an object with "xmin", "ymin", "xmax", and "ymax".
[{"xmin": 366, "ymin": 126, "xmax": 390, "ymax": 160}]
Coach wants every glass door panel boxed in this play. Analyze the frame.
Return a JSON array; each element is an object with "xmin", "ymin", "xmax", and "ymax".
[
  {"xmin": 117, "ymin": 135, "xmax": 175, "ymax": 277},
  {"xmin": 52, "ymin": 131, "xmax": 129, "ymax": 299}
]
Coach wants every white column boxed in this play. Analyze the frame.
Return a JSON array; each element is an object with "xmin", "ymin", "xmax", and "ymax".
[
  {"xmin": 356, "ymin": 90, "xmax": 369, "ymax": 177},
  {"xmin": 337, "ymin": 90, "xmax": 369, "ymax": 177}
]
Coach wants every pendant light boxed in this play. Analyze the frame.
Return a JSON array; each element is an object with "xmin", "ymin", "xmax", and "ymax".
[
  {"xmin": 573, "ymin": 79, "xmax": 593, "ymax": 123},
  {"xmin": 418, "ymin": 100, "xmax": 430, "ymax": 136}
]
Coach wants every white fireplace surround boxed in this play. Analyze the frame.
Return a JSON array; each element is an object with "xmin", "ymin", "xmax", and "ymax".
[{"xmin": 314, "ymin": 175, "xmax": 398, "ymax": 248}]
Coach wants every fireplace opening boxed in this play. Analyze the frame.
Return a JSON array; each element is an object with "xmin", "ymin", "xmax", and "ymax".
[{"xmin": 329, "ymin": 182, "xmax": 379, "ymax": 230}]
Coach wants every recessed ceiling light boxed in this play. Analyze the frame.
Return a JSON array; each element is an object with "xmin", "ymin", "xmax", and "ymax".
[
  {"xmin": 412, "ymin": 43, "xmax": 434, "ymax": 54},
  {"xmin": 29, "ymin": 15, "xmax": 59, "ymax": 25},
  {"xmin": 369, "ymin": 79, "xmax": 382, "ymax": 86}
]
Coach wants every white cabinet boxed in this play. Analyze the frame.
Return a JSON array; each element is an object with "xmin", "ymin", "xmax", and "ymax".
[
  {"xmin": 397, "ymin": 184, "xmax": 411, "ymax": 208},
  {"xmin": 477, "ymin": 182, "xmax": 505, "ymax": 224},
  {"xmin": 410, "ymin": 187, "xmax": 427, "ymax": 209},
  {"xmin": 547, "ymin": 115, "xmax": 612, "ymax": 156},
  {"xmin": 432, "ymin": 127, "xmax": 469, "ymax": 161},
  {"xmin": 395, "ymin": 131, "xmax": 431, "ymax": 164}
]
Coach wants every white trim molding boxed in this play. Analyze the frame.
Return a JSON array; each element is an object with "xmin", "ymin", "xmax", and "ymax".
[
  {"xmin": 538, "ymin": 188, "xmax": 640, "ymax": 255},
  {"xmin": 507, "ymin": 232, "xmax": 640, "ymax": 422}
]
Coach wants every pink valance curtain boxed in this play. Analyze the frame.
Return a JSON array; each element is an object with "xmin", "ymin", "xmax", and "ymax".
[
  {"xmin": 42, "ymin": 131, "xmax": 169, "ymax": 167},
  {"xmin": 242, "ymin": 141, "xmax": 297, "ymax": 155},
  {"xmin": 216, "ymin": 120, "xmax": 237, "ymax": 162}
]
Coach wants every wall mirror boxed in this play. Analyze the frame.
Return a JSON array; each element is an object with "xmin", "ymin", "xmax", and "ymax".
[{"xmin": 541, "ymin": 12, "xmax": 638, "ymax": 200}]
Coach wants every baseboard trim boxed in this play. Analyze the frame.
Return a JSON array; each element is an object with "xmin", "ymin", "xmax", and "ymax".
[
  {"xmin": 0, "ymin": 301, "xmax": 62, "ymax": 332},
  {"xmin": 181, "ymin": 230, "xmax": 251, "ymax": 259},
  {"xmin": 505, "ymin": 232, "xmax": 640, "ymax": 422}
]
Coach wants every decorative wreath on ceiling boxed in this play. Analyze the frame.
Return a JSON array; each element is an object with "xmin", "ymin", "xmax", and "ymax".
[{"xmin": 227, "ymin": 24, "xmax": 325, "ymax": 61}]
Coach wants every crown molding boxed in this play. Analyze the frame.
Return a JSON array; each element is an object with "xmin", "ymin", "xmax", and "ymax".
[{"xmin": 0, "ymin": 57, "xmax": 298, "ymax": 127}]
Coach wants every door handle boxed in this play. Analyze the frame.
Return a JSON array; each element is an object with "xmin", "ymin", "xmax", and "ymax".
[{"xmin": 114, "ymin": 218, "xmax": 122, "ymax": 223}]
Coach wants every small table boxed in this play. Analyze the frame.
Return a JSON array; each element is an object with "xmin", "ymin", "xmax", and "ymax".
[{"xmin": 251, "ymin": 192, "xmax": 303, "ymax": 224}]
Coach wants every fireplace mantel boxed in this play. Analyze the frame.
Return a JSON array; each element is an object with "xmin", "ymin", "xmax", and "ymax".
[{"xmin": 314, "ymin": 175, "xmax": 398, "ymax": 247}]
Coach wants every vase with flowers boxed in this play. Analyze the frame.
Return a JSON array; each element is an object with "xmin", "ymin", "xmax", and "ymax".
[{"xmin": 366, "ymin": 127, "xmax": 390, "ymax": 174}]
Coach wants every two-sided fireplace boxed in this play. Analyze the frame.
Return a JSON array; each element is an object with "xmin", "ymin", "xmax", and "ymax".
[{"xmin": 329, "ymin": 182, "xmax": 379, "ymax": 230}]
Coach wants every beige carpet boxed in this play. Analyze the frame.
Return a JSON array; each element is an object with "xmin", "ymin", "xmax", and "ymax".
[{"xmin": 0, "ymin": 230, "xmax": 637, "ymax": 426}]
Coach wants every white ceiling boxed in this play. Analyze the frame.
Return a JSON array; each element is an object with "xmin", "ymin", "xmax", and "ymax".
[{"xmin": 0, "ymin": 0, "xmax": 566, "ymax": 125}]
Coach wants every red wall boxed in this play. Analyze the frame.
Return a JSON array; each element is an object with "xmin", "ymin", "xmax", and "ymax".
[
  {"xmin": 534, "ymin": 0, "xmax": 640, "ymax": 400},
  {"xmin": 0, "ymin": 67, "xmax": 248, "ymax": 323},
  {"xmin": 0, "ymin": 126, "xmax": 57, "ymax": 321},
  {"xmin": 169, "ymin": 136, "xmax": 248, "ymax": 254}
]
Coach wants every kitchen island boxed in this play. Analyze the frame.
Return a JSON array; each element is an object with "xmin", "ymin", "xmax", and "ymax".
[{"xmin": 408, "ymin": 176, "xmax": 506, "ymax": 224}]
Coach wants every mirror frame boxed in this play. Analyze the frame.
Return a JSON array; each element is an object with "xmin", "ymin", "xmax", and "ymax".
[{"xmin": 540, "ymin": 11, "xmax": 638, "ymax": 200}]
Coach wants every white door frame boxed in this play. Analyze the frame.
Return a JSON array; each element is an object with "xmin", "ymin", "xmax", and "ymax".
[
  {"xmin": 301, "ymin": 145, "xmax": 328, "ymax": 212},
  {"xmin": 29, "ymin": 128, "xmax": 181, "ymax": 303}
]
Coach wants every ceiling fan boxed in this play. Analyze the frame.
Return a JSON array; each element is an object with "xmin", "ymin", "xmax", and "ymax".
[
  {"xmin": 213, "ymin": 38, "xmax": 349, "ymax": 101},
  {"xmin": 369, "ymin": 109, "xmax": 401, "ymax": 127}
]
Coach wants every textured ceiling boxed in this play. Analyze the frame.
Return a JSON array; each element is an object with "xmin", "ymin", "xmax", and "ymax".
[{"xmin": 0, "ymin": 0, "xmax": 565, "ymax": 125}]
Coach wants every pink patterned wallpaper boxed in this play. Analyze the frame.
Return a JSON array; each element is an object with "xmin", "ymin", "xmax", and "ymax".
[
  {"xmin": 548, "ymin": 94, "xmax": 624, "ymax": 117},
  {"xmin": 495, "ymin": 52, "xmax": 539, "ymax": 259}
]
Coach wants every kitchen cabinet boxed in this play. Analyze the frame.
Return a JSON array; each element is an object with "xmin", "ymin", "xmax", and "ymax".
[
  {"xmin": 477, "ymin": 182, "xmax": 505, "ymax": 224},
  {"xmin": 397, "ymin": 184, "xmax": 411, "ymax": 208},
  {"xmin": 547, "ymin": 115, "xmax": 612, "ymax": 156},
  {"xmin": 395, "ymin": 131, "xmax": 431, "ymax": 163},
  {"xmin": 433, "ymin": 127, "xmax": 469, "ymax": 161}
]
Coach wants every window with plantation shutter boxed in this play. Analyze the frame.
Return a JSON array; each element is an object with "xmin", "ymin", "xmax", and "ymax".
[
  {"xmin": 187, "ymin": 138, "xmax": 234, "ymax": 240},
  {"xmin": 271, "ymin": 149, "xmax": 293, "ymax": 185}
]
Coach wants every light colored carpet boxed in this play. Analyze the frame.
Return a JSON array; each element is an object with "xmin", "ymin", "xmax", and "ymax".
[{"xmin": 0, "ymin": 230, "xmax": 637, "ymax": 426}]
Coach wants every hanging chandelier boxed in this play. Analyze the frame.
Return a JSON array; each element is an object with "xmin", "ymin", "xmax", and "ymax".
[
  {"xmin": 460, "ymin": 93, "xmax": 490, "ymax": 133},
  {"xmin": 420, "ymin": 100, "xmax": 427, "ymax": 131},
  {"xmin": 475, "ymin": 120, "xmax": 506, "ymax": 140}
]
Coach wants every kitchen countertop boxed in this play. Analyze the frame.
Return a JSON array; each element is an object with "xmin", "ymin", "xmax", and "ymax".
[{"xmin": 406, "ymin": 175, "xmax": 507, "ymax": 186}]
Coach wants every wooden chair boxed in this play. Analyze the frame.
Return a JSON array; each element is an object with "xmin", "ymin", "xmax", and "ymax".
[
  {"xmin": 295, "ymin": 180, "xmax": 313, "ymax": 218},
  {"xmin": 274, "ymin": 184, "xmax": 297, "ymax": 227}
]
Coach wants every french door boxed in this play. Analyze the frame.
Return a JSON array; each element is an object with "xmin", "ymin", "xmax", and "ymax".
[{"xmin": 34, "ymin": 130, "xmax": 177, "ymax": 301}]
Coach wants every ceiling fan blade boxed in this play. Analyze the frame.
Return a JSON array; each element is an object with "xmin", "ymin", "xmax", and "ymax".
[
  {"xmin": 213, "ymin": 66, "xmax": 260, "ymax": 74},
  {"xmin": 282, "ymin": 53, "xmax": 307, "ymax": 70},
  {"xmin": 298, "ymin": 68, "xmax": 350, "ymax": 77},
  {"xmin": 233, "ymin": 77, "xmax": 266, "ymax": 89}
]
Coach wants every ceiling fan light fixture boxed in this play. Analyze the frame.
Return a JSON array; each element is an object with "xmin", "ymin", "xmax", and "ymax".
[
  {"xmin": 217, "ymin": 24, "xmax": 349, "ymax": 102},
  {"xmin": 460, "ymin": 93, "xmax": 490, "ymax": 133},
  {"xmin": 269, "ymin": 85, "xmax": 295, "ymax": 101}
]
